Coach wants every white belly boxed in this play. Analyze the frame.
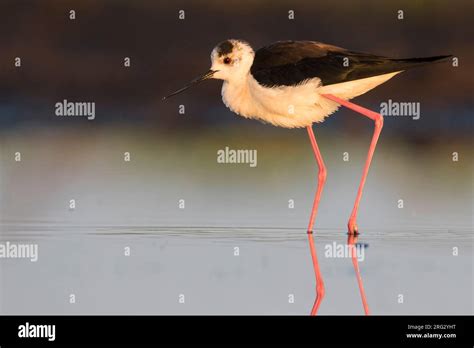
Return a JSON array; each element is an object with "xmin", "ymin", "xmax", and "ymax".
[{"xmin": 221, "ymin": 72, "xmax": 401, "ymax": 128}]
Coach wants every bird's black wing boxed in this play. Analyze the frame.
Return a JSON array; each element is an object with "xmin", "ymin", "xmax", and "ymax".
[{"xmin": 250, "ymin": 41, "xmax": 449, "ymax": 87}]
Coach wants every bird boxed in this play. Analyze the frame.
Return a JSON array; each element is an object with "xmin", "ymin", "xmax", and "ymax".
[{"xmin": 163, "ymin": 39, "xmax": 451, "ymax": 315}]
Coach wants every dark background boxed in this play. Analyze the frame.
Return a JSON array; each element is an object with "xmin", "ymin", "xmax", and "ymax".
[{"xmin": 0, "ymin": 0, "xmax": 472, "ymax": 139}]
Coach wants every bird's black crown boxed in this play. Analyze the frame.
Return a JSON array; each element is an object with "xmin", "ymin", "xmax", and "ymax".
[{"xmin": 216, "ymin": 40, "xmax": 234, "ymax": 57}]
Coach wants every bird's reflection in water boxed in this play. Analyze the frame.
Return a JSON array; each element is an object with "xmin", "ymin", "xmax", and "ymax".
[
  {"xmin": 308, "ymin": 233, "xmax": 370, "ymax": 315},
  {"xmin": 307, "ymin": 232, "xmax": 325, "ymax": 315},
  {"xmin": 347, "ymin": 233, "xmax": 370, "ymax": 315}
]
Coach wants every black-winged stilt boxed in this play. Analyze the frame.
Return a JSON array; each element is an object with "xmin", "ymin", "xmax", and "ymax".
[{"xmin": 163, "ymin": 39, "xmax": 450, "ymax": 315}]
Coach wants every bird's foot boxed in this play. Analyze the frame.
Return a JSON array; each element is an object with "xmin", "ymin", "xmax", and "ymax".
[{"xmin": 347, "ymin": 220, "xmax": 359, "ymax": 235}]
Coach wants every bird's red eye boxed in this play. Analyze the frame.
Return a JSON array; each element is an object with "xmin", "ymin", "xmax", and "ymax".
[{"xmin": 223, "ymin": 57, "xmax": 232, "ymax": 64}]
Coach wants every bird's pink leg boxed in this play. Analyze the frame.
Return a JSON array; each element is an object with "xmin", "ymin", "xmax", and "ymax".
[
  {"xmin": 306, "ymin": 126, "xmax": 326, "ymax": 315},
  {"xmin": 321, "ymin": 94, "xmax": 384, "ymax": 235}
]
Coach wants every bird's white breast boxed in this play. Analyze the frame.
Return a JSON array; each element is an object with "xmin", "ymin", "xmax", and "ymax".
[{"xmin": 221, "ymin": 72, "xmax": 400, "ymax": 128}]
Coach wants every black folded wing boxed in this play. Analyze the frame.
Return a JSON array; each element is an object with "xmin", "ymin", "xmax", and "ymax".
[{"xmin": 250, "ymin": 41, "xmax": 450, "ymax": 87}]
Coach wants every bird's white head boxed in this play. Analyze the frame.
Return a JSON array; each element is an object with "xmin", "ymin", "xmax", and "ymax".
[
  {"xmin": 209, "ymin": 40, "xmax": 255, "ymax": 82},
  {"xmin": 162, "ymin": 39, "xmax": 254, "ymax": 100}
]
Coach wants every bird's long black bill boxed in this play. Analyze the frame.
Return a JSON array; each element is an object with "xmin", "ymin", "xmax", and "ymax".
[{"xmin": 162, "ymin": 70, "xmax": 216, "ymax": 100}]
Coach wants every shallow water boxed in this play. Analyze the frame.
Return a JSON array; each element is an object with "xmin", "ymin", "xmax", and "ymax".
[
  {"xmin": 0, "ymin": 128, "xmax": 472, "ymax": 314},
  {"xmin": 0, "ymin": 223, "xmax": 471, "ymax": 315}
]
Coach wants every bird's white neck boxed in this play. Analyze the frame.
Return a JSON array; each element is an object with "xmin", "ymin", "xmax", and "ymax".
[
  {"xmin": 221, "ymin": 73, "xmax": 252, "ymax": 115},
  {"xmin": 220, "ymin": 72, "xmax": 274, "ymax": 122}
]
